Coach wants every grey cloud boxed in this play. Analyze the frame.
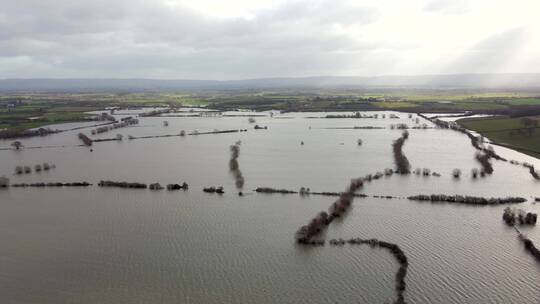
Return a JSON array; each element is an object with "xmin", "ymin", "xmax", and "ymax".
[
  {"xmin": 0, "ymin": 0, "xmax": 133, "ymax": 39},
  {"xmin": 441, "ymin": 27, "xmax": 528, "ymax": 74},
  {"xmin": 0, "ymin": 0, "xmax": 383, "ymax": 78},
  {"xmin": 1, "ymin": 0, "xmax": 532, "ymax": 79}
]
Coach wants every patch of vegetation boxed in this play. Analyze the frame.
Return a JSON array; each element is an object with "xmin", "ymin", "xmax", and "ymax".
[
  {"xmin": 2, "ymin": 89, "xmax": 540, "ymax": 133},
  {"xmin": 459, "ymin": 116, "xmax": 540, "ymax": 159},
  {"xmin": 0, "ymin": 92, "xmax": 213, "ymax": 132},
  {"xmin": 372, "ymin": 101, "xmax": 417, "ymax": 108},
  {"xmin": 503, "ymin": 98, "xmax": 540, "ymax": 106}
]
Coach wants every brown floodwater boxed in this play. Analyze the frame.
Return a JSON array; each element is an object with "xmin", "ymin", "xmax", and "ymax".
[{"xmin": 0, "ymin": 110, "xmax": 539, "ymax": 304}]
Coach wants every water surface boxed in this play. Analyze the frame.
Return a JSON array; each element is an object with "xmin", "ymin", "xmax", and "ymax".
[{"xmin": 1, "ymin": 111, "xmax": 539, "ymax": 304}]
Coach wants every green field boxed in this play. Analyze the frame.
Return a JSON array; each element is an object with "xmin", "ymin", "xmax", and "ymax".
[
  {"xmin": 458, "ymin": 116, "xmax": 540, "ymax": 159},
  {"xmin": 372, "ymin": 101, "xmax": 417, "ymax": 108},
  {"xmin": 502, "ymin": 98, "xmax": 540, "ymax": 105},
  {"xmin": 0, "ymin": 92, "xmax": 211, "ymax": 132}
]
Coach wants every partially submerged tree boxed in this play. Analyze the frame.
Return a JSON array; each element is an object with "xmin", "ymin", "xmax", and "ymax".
[
  {"xmin": 392, "ymin": 132, "xmax": 411, "ymax": 174},
  {"xmin": 15, "ymin": 166, "xmax": 23, "ymax": 174},
  {"xmin": 11, "ymin": 141, "xmax": 23, "ymax": 150},
  {"xmin": 471, "ymin": 168, "xmax": 479, "ymax": 179},
  {"xmin": 0, "ymin": 175, "xmax": 9, "ymax": 187}
]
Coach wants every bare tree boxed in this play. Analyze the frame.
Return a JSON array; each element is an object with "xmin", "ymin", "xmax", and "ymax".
[
  {"xmin": 11, "ymin": 141, "xmax": 23, "ymax": 150},
  {"xmin": 0, "ymin": 175, "xmax": 9, "ymax": 187}
]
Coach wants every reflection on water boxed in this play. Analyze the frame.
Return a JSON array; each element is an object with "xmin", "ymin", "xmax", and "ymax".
[{"xmin": 0, "ymin": 111, "xmax": 539, "ymax": 304}]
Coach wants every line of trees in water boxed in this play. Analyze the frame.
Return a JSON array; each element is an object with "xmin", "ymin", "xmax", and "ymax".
[
  {"xmin": 392, "ymin": 130, "xmax": 411, "ymax": 174},
  {"xmin": 255, "ymin": 186, "xmax": 369, "ymax": 198},
  {"xmin": 412, "ymin": 168, "xmax": 441, "ymax": 177},
  {"xmin": 97, "ymin": 180, "xmax": 190, "ymax": 190},
  {"xmin": 527, "ymin": 165, "xmax": 540, "ymax": 179},
  {"xmin": 1, "ymin": 127, "xmax": 60, "ymax": 140},
  {"xmin": 419, "ymin": 114, "xmax": 499, "ymax": 153},
  {"xmin": 291, "ymin": 168, "xmax": 410, "ymax": 303},
  {"xmin": 324, "ymin": 112, "xmax": 380, "ymax": 119},
  {"xmin": 508, "ymin": 160, "xmax": 540, "ymax": 180},
  {"xmin": 295, "ymin": 177, "xmax": 364, "ymax": 244},
  {"xmin": 4, "ymin": 180, "xmax": 190, "ymax": 190},
  {"xmin": 203, "ymin": 186, "xmax": 225, "ymax": 194},
  {"xmin": 513, "ymin": 227, "xmax": 540, "ymax": 263},
  {"xmin": 502, "ymin": 208, "xmax": 537, "ymax": 226},
  {"xmin": 293, "ymin": 168, "xmax": 409, "ymax": 244},
  {"xmin": 78, "ymin": 133, "xmax": 93, "ymax": 146},
  {"xmin": 91, "ymin": 117, "xmax": 138, "ymax": 135},
  {"xmin": 425, "ymin": 113, "xmax": 540, "ymax": 179},
  {"xmin": 98, "ymin": 180, "xmax": 148, "ymax": 189},
  {"xmin": 126, "ymin": 129, "xmax": 246, "ymax": 141},
  {"xmin": 418, "ymin": 114, "xmax": 509, "ymax": 176},
  {"xmin": 255, "ymin": 187, "xmax": 297, "ymax": 194},
  {"xmin": 521, "ymin": 235, "xmax": 540, "ymax": 262},
  {"xmin": 10, "ymin": 182, "xmax": 91, "ymax": 187},
  {"xmin": 139, "ymin": 109, "xmax": 171, "ymax": 117},
  {"xmin": 167, "ymin": 182, "xmax": 188, "ymax": 190},
  {"xmin": 15, "ymin": 162, "xmax": 55, "ymax": 174},
  {"xmin": 408, "ymin": 194, "xmax": 526, "ymax": 205},
  {"xmin": 257, "ymin": 165, "xmax": 448, "ymax": 199},
  {"xmin": 229, "ymin": 141, "xmax": 245, "ymax": 193},
  {"xmin": 75, "ymin": 128, "xmax": 247, "ymax": 146},
  {"xmin": 4, "ymin": 121, "xmax": 117, "ymax": 143},
  {"xmin": 328, "ymin": 238, "xmax": 408, "ymax": 304}
]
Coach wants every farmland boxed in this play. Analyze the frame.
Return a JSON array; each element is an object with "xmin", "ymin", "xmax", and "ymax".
[
  {"xmin": 458, "ymin": 116, "xmax": 540, "ymax": 159},
  {"xmin": 2, "ymin": 89, "xmax": 540, "ymax": 134}
]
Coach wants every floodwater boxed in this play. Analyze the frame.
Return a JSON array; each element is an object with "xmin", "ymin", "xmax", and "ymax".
[{"xmin": 1, "ymin": 110, "xmax": 539, "ymax": 304}]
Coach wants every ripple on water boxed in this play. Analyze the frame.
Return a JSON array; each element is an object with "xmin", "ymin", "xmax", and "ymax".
[{"xmin": 1, "ymin": 112, "xmax": 540, "ymax": 304}]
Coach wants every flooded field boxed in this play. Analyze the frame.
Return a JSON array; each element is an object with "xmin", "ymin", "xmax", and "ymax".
[{"xmin": 1, "ymin": 110, "xmax": 539, "ymax": 304}]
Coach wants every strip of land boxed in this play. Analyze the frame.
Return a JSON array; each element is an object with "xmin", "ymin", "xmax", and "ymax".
[{"xmin": 458, "ymin": 116, "xmax": 540, "ymax": 159}]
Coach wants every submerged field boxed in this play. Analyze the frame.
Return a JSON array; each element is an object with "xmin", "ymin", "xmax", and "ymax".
[{"xmin": 0, "ymin": 109, "xmax": 539, "ymax": 304}]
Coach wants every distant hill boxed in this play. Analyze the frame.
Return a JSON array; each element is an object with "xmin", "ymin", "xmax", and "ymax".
[{"xmin": 1, "ymin": 74, "xmax": 540, "ymax": 91}]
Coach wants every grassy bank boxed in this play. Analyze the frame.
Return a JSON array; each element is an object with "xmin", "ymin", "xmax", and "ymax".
[
  {"xmin": 0, "ymin": 106, "xmax": 98, "ymax": 132},
  {"xmin": 458, "ymin": 116, "xmax": 540, "ymax": 159}
]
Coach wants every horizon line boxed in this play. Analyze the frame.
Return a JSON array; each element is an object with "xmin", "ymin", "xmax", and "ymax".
[{"xmin": 2, "ymin": 72, "xmax": 540, "ymax": 82}]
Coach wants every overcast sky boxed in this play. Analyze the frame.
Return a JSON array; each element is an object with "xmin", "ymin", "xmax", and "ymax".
[{"xmin": 1, "ymin": 0, "xmax": 539, "ymax": 79}]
